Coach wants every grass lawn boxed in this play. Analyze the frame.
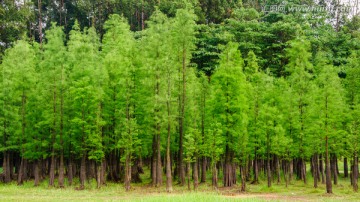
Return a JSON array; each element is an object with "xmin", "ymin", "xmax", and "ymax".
[{"xmin": 0, "ymin": 175, "xmax": 359, "ymax": 202}]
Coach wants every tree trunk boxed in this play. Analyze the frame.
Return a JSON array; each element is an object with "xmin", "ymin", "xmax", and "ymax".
[
  {"xmin": 124, "ymin": 154, "xmax": 131, "ymax": 191},
  {"xmin": 267, "ymin": 154, "xmax": 271, "ymax": 188},
  {"xmin": 100, "ymin": 159, "xmax": 106, "ymax": 186},
  {"xmin": 240, "ymin": 163, "xmax": 246, "ymax": 192},
  {"xmin": 223, "ymin": 146, "xmax": 235, "ymax": 187},
  {"xmin": 166, "ymin": 88, "xmax": 172, "ymax": 192},
  {"xmin": 96, "ymin": 163, "xmax": 101, "ymax": 189},
  {"xmin": 187, "ymin": 162, "xmax": 191, "ymax": 191},
  {"xmin": 313, "ymin": 154, "xmax": 318, "ymax": 188},
  {"xmin": 38, "ymin": 0, "xmax": 43, "ymax": 44},
  {"xmin": 212, "ymin": 161, "xmax": 218, "ymax": 189},
  {"xmin": 344, "ymin": 157, "xmax": 349, "ymax": 178},
  {"xmin": 331, "ymin": 154, "xmax": 338, "ymax": 185},
  {"xmin": 49, "ymin": 155, "xmax": 55, "ymax": 186},
  {"xmin": 156, "ymin": 132, "xmax": 162, "ymax": 186},
  {"xmin": 325, "ymin": 136, "xmax": 332, "ymax": 194},
  {"xmin": 353, "ymin": 154, "xmax": 358, "ymax": 192},
  {"xmin": 68, "ymin": 159, "xmax": 73, "ymax": 186},
  {"xmin": 319, "ymin": 154, "xmax": 325, "ymax": 184},
  {"xmin": 201, "ymin": 157, "xmax": 206, "ymax": 183},
  {"xmin": 34, "ymin": 160, "xmax": 40, "ymax": 186},
  {"xmin": 58, "ymin": 153, "xmax": 64, "ymax": 188},
  {"xmin": 3, "ymin": 151, "xmax": 11, "ymax": 183},
  {"xmin": 193, "ymin": 158, "xmax": 199, "ymax": 191},
  {"xmin": 252, "ymin": 153, "xmax": 259, "ymax": 184},
  {"xmin": 301, "ymin": 158, "xmax": 306, "ymax": 184},
  {"xmin": 151, "ymin": 135, "xmax": 157, "ymax": 186},
  {"xmin": 276, "ymin": 156, "xmax": 280, "ymax": 184},
  {"xmin": 79, "ymin": 153, "xmax": 86, "ymax": 190},
  {"xmin": 17, "ymin": 157, "xmax": 25, "ymax": 185}
]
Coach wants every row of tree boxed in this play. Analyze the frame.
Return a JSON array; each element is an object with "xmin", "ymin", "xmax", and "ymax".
[{"xmin": 1, "ymin": 3, "xmax": 360, "ymax": 195}]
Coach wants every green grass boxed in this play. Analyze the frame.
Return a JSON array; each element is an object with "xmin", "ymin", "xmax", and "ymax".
[
  {"xmin": 0, "ymin": 176, "xmax": 359, "ymax": 202},
  {"xmin": 1, "ymin": 164, "xmax": 359, "ymax": 202}
]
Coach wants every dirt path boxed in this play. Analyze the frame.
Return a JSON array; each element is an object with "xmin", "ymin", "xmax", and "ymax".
[{"xmin": 223, "ymin": 193, "xmax": 332, "ymax": 201}]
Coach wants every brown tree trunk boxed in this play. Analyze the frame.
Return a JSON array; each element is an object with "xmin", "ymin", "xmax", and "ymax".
[
  {"xmin": 344, "ymin": 157, "xmax": 349, "ymax": 178},
  {"xmin": 252, "ymin": 153, "xmax": 259, "ymax": 184},
  {"xmin": 276, "ymin": 156, "xmax": 280, "ymax": 184},
  {"xmin": 223, "ymin": 146, "xmax": 235, "ymax": 187},
  {"xmin": 289, "ymin": 159, "xmax": 293, "ymax": 182},
  {"xmin": 3, "ymin": 152, "xmax": 11, "ymax": 183},
  {"xmin": 331, "ymin": 154, "xmax": 338, "ymax": 185},
  {"xmin": 166, "ymin": 86, "xmax": 172, "ymax": 192},
  {"xmin": 353, "ymin": 154, "xmax": 358, "ymax": 192},
  {"xmin": 201, "ymin": 157, "xmax": 207, "ymax": 183},
  {"xmin": 34, "ymin": 160, "xmax": 40, "ymax": 186},
  {"xmin": 187, "ymin": 162, "xmax": 191, "ymax": 191},
  {"xmin": 124, "ymin": 154, "xmax": 131, "ymax": 191},
  {"xmin": 151, "ymin": 135, "xmax": 157, "ymax": 186},
  {"xmin": 325, "ymin": 136, "xmax": 332, "ymax": 194},
  {"xmin": 193, "ymin": 158, "xmax": 199, "ymax": 191},
  {"xmin": 96, "ymin": 163, "xmax": 101, "ymax": 189},
  {"xmin": 79, "ymin": 153, "xmax": 86, "ymax": 190},
  {"xmin": 156, "ymin": 132, "xmax": 162, "ymax": 186},
  {"xmin": 68, "ymin": 159, "xmax": 73, "ymax": 186},
  {"xmin": 240, "ymin": 163, "xmax": 246, "ymax": 192},
  {"xmin": 301, "ymin": 158, "xmax": 306, "ymax": 184},
  {"xmin": 100, "ymin": 159, "xmax": 106, "ymax": 185},
  {"xmin": 319, "ymin": 154, "xmax": 325, "ymax": 184},
  {"xmin": 38, "ymin": 0, "xmax": 43, "ymax": 44},
  {"xmin": 313, "ymin": 154, "xmax": 318, "ymax": 188},
  {"xmin": 49, "ymin": 155, "xmax": 55, "ymax": 186},
  {"xmin": 17, "ymin": 157, "xmax": 25, "ymax": 185},
  {"xmin": 58, "ymin": 154, "xmax": 64, "ymax": 188},
  {"xmin": 212, "ymin": 161, "xmax": 218, "ymax": 189},
  {"xmin": 267, "ymin": 155, "xmax": 271, "ymax": 188}
]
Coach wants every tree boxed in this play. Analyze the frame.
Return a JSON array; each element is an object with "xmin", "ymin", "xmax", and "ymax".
[
  {"xmin": 40, "ymin": 23, "xmax": 67, "ymax": 187},
  {"xmin": 286, "ymin": 38, "xmax": 316, "ymax": 184},
  {"xmin": 142, "ymin": 9, "xmax": 172, "ymax": 189},
  {"xmin": 315, "ymin": 53, "xmax": 346, "ymax": 194},
  {"xmin": 210, "ymin": 42, "xmax": 248, "ymax": 187},
  {"xmin": 0, "ymin": 40, "xmax": 37, "ymax": 185},
  {"xmin": 344, "ymin": 51, "xmax": 360, "ymax": 192},
  {"xmin": 171, "ymin": 7, "xmax": 197, "ymax": 186},
  {"xmin": 67, "ymin": 21, "xmax": 101, "ymax": 189}
]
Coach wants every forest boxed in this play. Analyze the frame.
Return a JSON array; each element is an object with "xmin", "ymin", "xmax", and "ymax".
[{"xmin": 1, "ymin": 0, "xmax": 360, "ymax": 197}]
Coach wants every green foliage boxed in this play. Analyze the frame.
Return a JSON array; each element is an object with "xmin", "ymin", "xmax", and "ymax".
[{"xmin": 210, "ymin": 42, "xmax": 248, "ymax": 160}]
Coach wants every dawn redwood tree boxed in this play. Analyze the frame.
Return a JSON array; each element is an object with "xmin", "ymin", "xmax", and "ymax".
[
  {"xmin": 14, "ymin": 41, "xmax": 36, "ymax": 185},
  {"xmin": 103, "ymin": 14, "xmax": 141, "ymax": 191},
  {"xmin": 171, "ymin": 7, "xmax": 197, "ymax": 185},
  {"xmin": 40, "ymin": 23, "xmax": 67, "ymax": 187},
  {"xmin": 102, "ymin": 14, "xmax": 131, "ymax": 184},
  {"xmin": 0, "ymin": 40, "xmax": 37, "ymax": 185},
  {"xmin": 244, "ymin": 50, "xmax": 263, "ymax": 185},
  {"xmin": 344, "ymin": 51, "xmax": 360, "ymax": 192},
  {"xmin": 210, "ymin": 42, "xmax": 248, "ymax": 187},
  {"xmin": 183, "ymin": 68, "xmax": 202, "ymax": 190},
  {"xmin": 142, "ymin": 10, "xmax": 173, "ymax": 189},
  {"xmin": 197, "ymin": 72, "xmax": 209, "ymax": 183},
  {"xmin": 257, "ymin": 73, "xmax": 283, "ymax": 188},
  {"xmin": 315, "ymin": 54, "xmax": 346, "ymax": 194},
  {"xmin": 67, "ymin": 21, "xmax": 101, "ymax": 190},
  {"xmin": 286, "ymin": 38, "xmax": 316, "ymax": 184}
]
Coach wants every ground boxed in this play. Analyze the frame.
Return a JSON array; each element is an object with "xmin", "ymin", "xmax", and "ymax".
[{"xmin": 0, "ymin": 176, "xmax": 359, "ymax": 202}]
